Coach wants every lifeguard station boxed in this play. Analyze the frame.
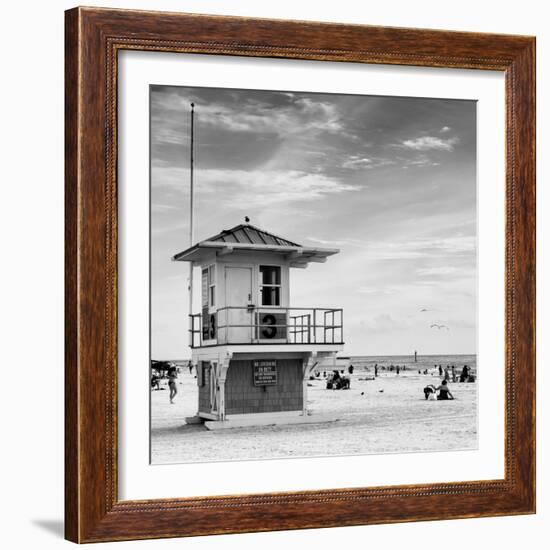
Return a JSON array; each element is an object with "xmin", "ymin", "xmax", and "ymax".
[{"xmin": 173, "ymin": 224, "xmax": 344, "ymax": 429}]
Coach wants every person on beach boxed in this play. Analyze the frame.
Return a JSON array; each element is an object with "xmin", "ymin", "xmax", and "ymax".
[
  {"xmin": 438, "ymin": 365, "xmax": 443, "ymax": 376},
  {"xmin": 374, "ymin": 364, "xmax": 378, "ymax": 377},
  {"xmin": 396, "ymin": 365, "xmax": 400, "ymax": 375},
  {"xmin": 168, "ymin": 365, "xmax": 178, "ymax": 404},
  {"xmin": 423, "ymin": 384, "xmax": 437, "ymax": 400},
  {"xmin": 451, "ymin": 366, "xmax": 457, "ymax": 382},
  {"xmin": 444, "ymin": 367, "xmax": 450, "ymax": 381},
  {"xmin": 460, "ymin": 365, "xmax": 470, "ymax": 382},
  {"xmin": 435, "ymin": 380, "xmax": 454, "ymax": 400}
]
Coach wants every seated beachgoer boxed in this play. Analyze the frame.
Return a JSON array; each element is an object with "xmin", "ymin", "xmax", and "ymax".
[{"xmin": 435, "ymin": 380, "xmax": 454, "ymax": 400}]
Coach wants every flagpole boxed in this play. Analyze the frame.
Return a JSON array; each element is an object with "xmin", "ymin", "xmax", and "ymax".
[{"xmin": 188, "ymin": 103, "xmax": 195, "ymax": 344}]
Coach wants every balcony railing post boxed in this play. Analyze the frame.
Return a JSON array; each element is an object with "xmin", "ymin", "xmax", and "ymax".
[{"xmin": 313, "ymin": 309, "xmax": 316, "ymax": 343}]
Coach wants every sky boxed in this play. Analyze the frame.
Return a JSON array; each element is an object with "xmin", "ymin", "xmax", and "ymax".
[{"xmin": 150, "ymin": 85, "xmax": 476, "ymax": 359}]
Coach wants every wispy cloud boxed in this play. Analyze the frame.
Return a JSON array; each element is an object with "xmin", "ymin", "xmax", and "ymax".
[
  {"xmin": 152, "ymin": 203, "xmax": 179, "ymax": 212},
  {"xmin": 306, "ymin": 235, "xmax": 475, "ymax": 260},
  {"xmin": 153, "ymin": 92, "xmax": 344, "ymax": 142},
  {"xmin": 440, "ymin": 126, "xmax": 452, "ymax": 133},
  {"xmin": 152, "ymin": 164, "xmax": 360, "ymax": 206},
  {"xmin": 399, "ymin": 135, "xmax": 459, "ymax": 151},
  {"xmin": 342, "ymin": 155, "xmax": 394, "ymax": 170},
  {"xmin": 401, "ymin": 155, "xmax": 441, "ymax": 169},
  {"xmin": 306, "ymin": 236, "xmax": 366, "ymax": 248}
]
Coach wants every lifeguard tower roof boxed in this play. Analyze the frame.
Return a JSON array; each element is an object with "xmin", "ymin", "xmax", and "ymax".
[{"xmin": 172, "ymin": 223, "xmax": 339, "ymax": 267}]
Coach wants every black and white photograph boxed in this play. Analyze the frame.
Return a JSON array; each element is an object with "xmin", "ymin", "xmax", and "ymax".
[{"xmin": 150, "ymin": 85, "xmax": 478, "ymax": 464}]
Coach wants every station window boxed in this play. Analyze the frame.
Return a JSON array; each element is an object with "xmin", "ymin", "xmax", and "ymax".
[
  {"xmin": 202, "ymin": 265, "xmax": 216, "ymax": 308},
  {"xmin": 260, "ymin": 265, "xmax": 281, "ymax": 306},
  {"xmin": 208, "ymin": 265, "xmax": 216, "ymax": 307}
]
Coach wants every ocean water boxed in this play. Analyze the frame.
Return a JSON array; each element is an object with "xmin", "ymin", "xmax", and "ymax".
[
  {"xmin": 335, "ymin": 354, "xmax": 477, "ymax": 376},
  {"xmin": 171, "ymin": 355, "xmax": 477, "ymax": 376}
]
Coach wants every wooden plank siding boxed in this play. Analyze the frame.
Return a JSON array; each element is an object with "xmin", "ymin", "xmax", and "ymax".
[
  {"xmin": 225, "ymin": 359, "xmax": 303, "ymax": 415},
  {"xmin": 198, "ymin": 362, "xmax": 211, "ymax": 414}
]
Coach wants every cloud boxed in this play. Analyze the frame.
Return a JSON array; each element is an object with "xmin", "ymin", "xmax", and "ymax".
[
  {"xmin": 401, "ymin": 155, "xmax": 441, "ymax": 169},
  {"xmin": 151, "ymin": 126, "xmax": 190, "ymax": 146},
  {"xmin": 342, "ymin": 155, "xmax": 394, "ymax": 170},
  {"xmin": 202, "ymin": 98, "xmax": 342, "ymax": 135},
  {"xmin": 440, "ymin": 126, "xmax": 452, "ymax": 133},
  {"xmin": 306, "ymin": 235, "xmax": 475, "ymax": 260},
  {"xmin": 399, "ymin": 135, "xmax": 459, "ymax": 151},
  {"xmin": 306, "ymin": 236, "xmax": 366, "ymax": 247},
  {"xmin": 153, "ymin": 91, "xmax": 344, "ymax": 140},
  {"xmin": 152, "ymin": 164, "xmax": 360, "ymax": 206}
]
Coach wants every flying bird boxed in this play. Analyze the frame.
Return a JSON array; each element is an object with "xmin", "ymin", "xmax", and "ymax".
[{"xmin": 430, "ymin": 323, "xmax": 449, "ymax": 330}]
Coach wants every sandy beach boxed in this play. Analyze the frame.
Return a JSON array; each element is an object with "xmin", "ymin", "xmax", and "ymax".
[{"xmin": 151, "ymin": 363, "xmax": 477, "ymax": 464}]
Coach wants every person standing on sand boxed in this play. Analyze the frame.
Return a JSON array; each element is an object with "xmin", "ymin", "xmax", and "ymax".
[
  {"xmin": 438, "ymin": 365, "xmax": 443, "ymax": 377},
  {"xmin": 168, "ymin": 365, "xmax": 178, "ymax": 404},
  {"xmin": 396, "ymin": 365, "xmax": 400, "ymax": 375},
  {"xmin": 444, "ymin": 367, "xmax": 450, "ymax": 381},
  {"xmin": 374, "ymin": 364, "xmax": 378, "ymax": 377},
  {"xmin": 451, "ymin": 366, "xmax": 457, "ymax": 382}
]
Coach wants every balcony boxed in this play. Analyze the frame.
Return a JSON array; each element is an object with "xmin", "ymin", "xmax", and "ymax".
[{"xmin": 189, "ymin": 306, "xmax": 343, "ymax": 348}]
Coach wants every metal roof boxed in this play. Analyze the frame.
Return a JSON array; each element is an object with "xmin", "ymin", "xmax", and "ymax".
[
  {"xmin": 205, "ymin": 224, "xmax": 301, "ymax": 247},
  {"xmin": 172, "ymin": 223, "xmax": 339, "ymax": 267}
]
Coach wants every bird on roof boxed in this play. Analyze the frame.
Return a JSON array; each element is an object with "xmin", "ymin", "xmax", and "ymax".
[{"xmin": 244, "ymin": 216, "xmax": 250, "ymax": 223}]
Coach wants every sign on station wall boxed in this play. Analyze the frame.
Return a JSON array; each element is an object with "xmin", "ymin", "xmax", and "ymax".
[{"xmin": 253, "ymin": 360, "xmax": 278, "ymax": 386}]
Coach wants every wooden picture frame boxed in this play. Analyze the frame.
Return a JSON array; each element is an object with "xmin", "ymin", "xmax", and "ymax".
[{"xmin": 65, "ymin": 6, "xmax": 536, "ymax": 543}]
